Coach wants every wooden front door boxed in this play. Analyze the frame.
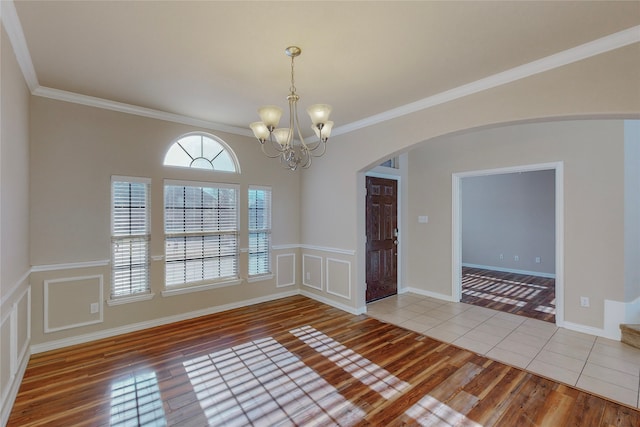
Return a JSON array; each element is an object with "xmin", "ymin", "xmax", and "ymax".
[{"xmin": 366, "ymin": 176, "xmax": 398, "ymax": 302}]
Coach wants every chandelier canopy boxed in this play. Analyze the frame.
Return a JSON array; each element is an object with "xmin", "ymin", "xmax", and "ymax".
[{"xmin": 250, "ymin": 46, "xmax": 333, "ymax": 170}]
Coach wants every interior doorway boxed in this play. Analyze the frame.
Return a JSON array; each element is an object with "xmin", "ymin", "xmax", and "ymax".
[
  {"xmin": 452, "ymin": 162, "xmax": 564, "ymax": 326},
  {"xmin": 365, "ymin": 176, "xmax": 398, "ymax": 302}
]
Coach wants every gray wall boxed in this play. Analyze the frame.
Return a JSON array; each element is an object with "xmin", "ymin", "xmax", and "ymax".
[
  {"xmin": 625, "ymin": 120, "xmax": 640, "ymax": 301},
  {"xmin": 461, "ymin": 170, "xmax": 556, "ymax": 276}
]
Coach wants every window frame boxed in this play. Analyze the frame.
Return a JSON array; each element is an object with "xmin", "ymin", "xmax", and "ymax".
[
  {"xmin": 162, "ymin": 179, "xmax": 241, "ymax": 296},
  {"xmin": 109, "ymin": 176, "xmax": 154, "ymax": 304},
  {"xmin": 163, "ymin": 132, "xmax": 241, "ymax": 173},
  {"xmin": 248, "ymin": 185, "xmax": 273, "ymax": 281}
]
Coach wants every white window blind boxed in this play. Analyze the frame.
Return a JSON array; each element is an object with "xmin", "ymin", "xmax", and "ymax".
[
  {"xmin": 248, "ymin": 186, "xmax": 272, "ymax": 276},
  {"xmin": 164, "ymin": 181, "xmax": 239, "ymax": 286},
  {"xmin": 111, "ymin": 177, "xmax": 150, "ymax": 298}
]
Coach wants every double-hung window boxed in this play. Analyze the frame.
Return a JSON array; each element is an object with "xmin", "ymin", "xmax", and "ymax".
[
  {"xmin": 248, "ymin": 186, "xmax": 272, "ymax": 277},
  {"xmin": 164, "ymin": 181, "xmax": 239, "ymax": 288},
  {"xmin": 111, "ymin": 177, "xmax": 151, "ymax": 298}
]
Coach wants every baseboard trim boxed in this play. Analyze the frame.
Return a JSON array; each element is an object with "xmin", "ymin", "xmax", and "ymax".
[
  {"xmin": 462, "ymin": 263, "xmax": 556, "ymax": 279},
  {"xmin": 30, "ymin": 290, "xmax": 299, "ymax": 354},
  {"xmin": 403, "ymin": 287, "xmax": 457, "ymax": 302},
  {"xmin": 299, "ymin": 290, "xmax": 363, "ymax": 315},
  {"xmin": 1, "ymin": 346, "xmax": 30, "ymax": 427}
]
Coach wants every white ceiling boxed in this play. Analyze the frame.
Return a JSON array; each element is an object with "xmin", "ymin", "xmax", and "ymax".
[{"xmin": 7, "ymin": 1, "xmax": 640, "ymax": 138}]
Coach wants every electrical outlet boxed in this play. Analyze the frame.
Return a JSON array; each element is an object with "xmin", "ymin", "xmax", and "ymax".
[
  {"xmin": 499, "ymin": 254, "xmax": 504, "ymax": 260},
  {"xmin": 535, "ymin": 257, "xmax": 541, "ymax": 263},
  {"xmin": 580, "ymin": 297, "xmax": 590, "ymax": 308},
  {"xmin": 306, "ymin": 272, "xmax": 311, "ymax": 281},
  {"xmin": 90, "ymin": 303, "xmax": 99, "ymax": 314},
  {"xmin": 514, "ymin": 255, "xmax": 519, "ymax": 262}
]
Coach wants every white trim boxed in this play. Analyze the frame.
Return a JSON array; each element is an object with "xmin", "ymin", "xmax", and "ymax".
[
  {"xmin": 164, "ymin": 179, "xmax": 240, "ymax": 190},
  {"xmin": 161, "ymin": 279, "xmax": 243, "ymax": 297},
  {"xmin": 276, "ymin": 253, "xmax": 296, "ymax": 288},
  {"xmin": 0, "ymin": 337, "xmax": 29, "ymax": 427},
  {"xmin": 33, "ymin": 86, "xmax": 253, "ymax": 136},
  {"xmin": 452, "ymin": 161, "xmax": 564, "ymax": 327},
  {"xmin": 31, "ymin": 259, "xmax": 110, "ymax": 272},
  {"xmin": 111, "ymin": 175, "xmax": 151, "ymax": 185},
  {"xmin": 301, "ymin": 244, "xmax": 356, "ymax": 256},
  {"xmin": 0, "ymin": 269, "xmax": 30, "ymax": 307},
  {"xmin": 106, "ymin": 292, "xmax": 156, "ymax": 306},
  {"xmin": 562, "ymin": 321, "xmax": 614, "ymax": 341},
  {"xmin": 0, "ymin": 1, "xmax": 38, "ymax": 91},
  {"xmin": 44, "ymin": 275, "xmax": 104, "ymax": 333},
  {"xmin": 299, "ymin": 290, "xmax": 364, "ymax": 315},
  {"xmin": 9, "ymin": 304, "xmax": 17, "ymax": 377},
  {"xmin": 246, "ymin": 273, "xmax": 274, "ymax": 283},
  {"xmin": 332, "ymin": 26, "xmax": 640, "ymax": 138},
  {"xmin": 403, "ymin": 287, "xmax": 457, "ymax": 302},
  {"xmin": 30, "ymin": 290, "xmax": 299, "ymax": 354},
  {"xmin": 326, "ymin": 258, "xmax": 352, "ymax": 301},
  {"xmin": 165, "ymin": 131, "xmax": 242, "ymax": 173},
  {"xmin": 461, "ymin": 263, "xmax": 556, "ymax": 279},
  {"xmin": 302, "ymin": 254, "xmax": 323, "ymax": 290},
  {"xmin": 272, "ymin": 244, "xmax": 300, "ymax": 250},
  {"xmin": 3, "ymin": 0, "xmax": 637, "ymax": 142},
  {"xmin": 13, "ymin": 287, "xmax": 31, "ymax": 374}
]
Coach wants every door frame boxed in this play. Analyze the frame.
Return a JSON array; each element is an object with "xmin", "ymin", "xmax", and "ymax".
[
  {"xmin": 451, "ymin": 161, "xmax": 565, "ymax": 326},
  {"xmin": 365, "ymin": 175, "xmax": 400, "ymax": 302},
  {"xmin": 358, "ymin": 164, "xmax": 405, "ymax": 312}
]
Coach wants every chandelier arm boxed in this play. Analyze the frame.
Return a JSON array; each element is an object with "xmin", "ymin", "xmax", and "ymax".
[
  {"xmin": 309, "ymin": 140, "xmax": 327, "ymax": 158},
  {"xmin": 293, "ymin": 98, "xmax": 307, "ymax": 150},
  {"xmin": 260, "ymin": 136, "xmax": 286, "ymax": 158},
  {"xmin": 267, "ymin": 136, "xmax": 287, "ymax": 153},
  {"xmin": 260, "ymin": 142, "xmax": 284, "ymax": 158},
  {"xmin": 301, "ymin": 149, "xmax": 313, "ymax": 168}
]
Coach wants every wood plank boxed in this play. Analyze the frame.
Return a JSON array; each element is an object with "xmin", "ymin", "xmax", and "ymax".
[{"xmin": 6, "ymin": 295, "xmax": 639, "ymax": 426}]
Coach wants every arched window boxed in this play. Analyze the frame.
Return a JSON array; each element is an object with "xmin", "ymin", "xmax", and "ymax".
[{"xmin": 164, "ymin": 133, "xmax": 240, "ymax": 172}]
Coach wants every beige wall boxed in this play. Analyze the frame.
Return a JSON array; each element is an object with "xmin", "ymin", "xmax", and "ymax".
[
  {"xmin": 1, "ymin": 24, "xmax": 31, "ymax": 425},
  {"xmin": 407, "ymin": 120, "xmax": 625, "ymax": 329},
  {"xmin": 300, "ymin": 43, "xmax": 639, "ymax": 328},
  {"xmin": 29, "ymin": 96, "xmax": 302, "ymax": 347}
]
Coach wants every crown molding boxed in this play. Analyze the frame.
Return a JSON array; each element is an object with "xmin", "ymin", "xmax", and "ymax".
[
  {"xmin": 1, "ymin": 0, "xmax": 38, "ymax": 91},
  {"xmin": 332, "ymin": 25, "xmax": 640, "ymax": 138},
  {"xmin": 3, "ymin": 0, "xmax": 638, "ymax": 138},
  {"xmin": 32, "ymin": 86, "xmax": 253, "ymax": 136}
]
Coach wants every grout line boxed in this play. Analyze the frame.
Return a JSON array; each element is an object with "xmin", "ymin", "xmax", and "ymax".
[{"xmin": 383, "ymin": 292, "xmax": 637, "ymax": 407}]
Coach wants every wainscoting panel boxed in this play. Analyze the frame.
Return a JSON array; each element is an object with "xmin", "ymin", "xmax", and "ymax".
[
  {"xmin": 44, "ymin": 275, "xmax": 104, "ymax": 333},
  {"xmin": 326, "ymin": 258, "xmax": 352, "ymax": 300},
  {"xmin": 14, "ymin": 287, "xmax": 30, "ymax": 374},
  {"xmin": 0, "ymin": 309, "xmax": 12, "ymax": 409},
  {"xmin": 276, "ymin": 253, "xmax": 296, "ymax": 288},
  {"xmin": 302, "ymin": 254, "xmax": 323, "ymax": 290}
]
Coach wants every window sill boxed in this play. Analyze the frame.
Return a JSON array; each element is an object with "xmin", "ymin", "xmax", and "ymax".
[
  {"xmin": 161, "ymin": 278, "xmax": 243, "ymax": 297},
  {"xmin": 246, "ymin": 274, "xmax": 274, "ymax": 283},
  {"xmin": 107, "ymin": 292, "xmax": 156, "ymax": 306}
]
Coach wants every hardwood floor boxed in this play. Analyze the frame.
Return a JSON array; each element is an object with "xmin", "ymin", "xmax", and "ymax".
[
  {"xmin": 462, "ymin": 267, "xmax": 556, "ymax": 323},
  {"xmin": 8, "ymin": 296, "xmax": 638, "ymax": 426}
]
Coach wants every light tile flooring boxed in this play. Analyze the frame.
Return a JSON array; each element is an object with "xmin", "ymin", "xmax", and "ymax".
[{"xmin": 367, "ymin": 292, "xmax": 640, "ymax": 409}]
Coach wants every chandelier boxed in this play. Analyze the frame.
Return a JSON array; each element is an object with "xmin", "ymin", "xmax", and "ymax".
[{"xmin": 250, "ymin": 46, "xmax": 333, "ymax": 170}]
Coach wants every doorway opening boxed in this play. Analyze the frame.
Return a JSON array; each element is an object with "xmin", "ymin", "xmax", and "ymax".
[{"xmin": 452, "ymin": 162, "xmax": 564, "ymax": 326}]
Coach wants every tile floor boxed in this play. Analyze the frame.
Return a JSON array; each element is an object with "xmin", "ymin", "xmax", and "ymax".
[{"xmin": 367, "ymin": 292, "xmax": 640, "ymax": 409}]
